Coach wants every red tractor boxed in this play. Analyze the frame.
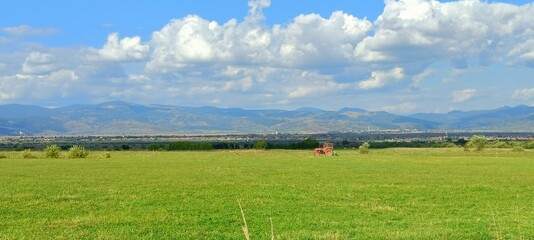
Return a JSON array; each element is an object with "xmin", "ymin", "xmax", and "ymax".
[{"xmin": 314, "ymin": 142, "xmax": 334, "ymax": 156}]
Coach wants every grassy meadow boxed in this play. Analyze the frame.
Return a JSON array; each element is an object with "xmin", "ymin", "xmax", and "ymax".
[{"xmin": 1, "ymin": 149, "xmax": 533, "ymax": 239}]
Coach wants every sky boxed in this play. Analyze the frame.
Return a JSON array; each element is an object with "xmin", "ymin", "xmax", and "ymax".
[{"xmin": 0, "ymin": 0, "xmax": 533, "ymax": 114}]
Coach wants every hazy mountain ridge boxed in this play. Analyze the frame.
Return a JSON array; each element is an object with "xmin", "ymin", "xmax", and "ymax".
[{"xmin": 1, "ymin": 101, "xmax": 533, "ymax": 135}]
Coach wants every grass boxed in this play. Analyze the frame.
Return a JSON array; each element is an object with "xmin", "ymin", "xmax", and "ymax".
[{"xmin": 1, "ymin": 149, "xmax": 533, "ymax": 239}]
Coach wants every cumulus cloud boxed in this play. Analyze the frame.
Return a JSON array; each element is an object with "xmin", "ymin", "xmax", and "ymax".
[
  {"xmin": 286, "ymin": 72, "xmax": 348, "ymax": 98},
  {"xmin": 1, "ymin": 25, "xmax": 60, "ymax": 36},
  {"xmin": 509, "ymin": 39, "xmax": 534, "ymax": 67},
  {"xmin": 1, "ymin": 68, "xmax": 80, "ymax": 101},
  {"xmin": 146, "ymin": 4, "xmax": 372, "ymax": 72},
  {"xmin": 273, "ymin": 11, "xmax": 372, "ymax": 68},
  {"xmin": 513, "ymin": 88, "xmax": 534, "ymax": 100},
  {"xmin": 358, "ymin": 67, "xmax": 404, "ymax": 90},
  {"xmin": 355, "ymin": 0, "xmax": 534, "ymax": 66},
  {"xmin": 452, "ymin": 89, "xmax": 477, "ymax": 103},
  {"xmin": 247, "ymin": 0, "xmax": 271, "ymax": 22},
  {"xmin": 22, "ymin": 52, "xmax": 57, "ymax": 74},
  {"xmin": 2, "ymin": 0, "xmax": 533, "ymax": 110},
  {"xmin": 97, "ymin": 33, "xmax": 149, "ymax": 61}
]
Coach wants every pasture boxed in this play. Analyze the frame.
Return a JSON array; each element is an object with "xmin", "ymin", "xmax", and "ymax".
[{"xmin": 1, "ymin": 149, "xmax": 533, "ymax": 239}]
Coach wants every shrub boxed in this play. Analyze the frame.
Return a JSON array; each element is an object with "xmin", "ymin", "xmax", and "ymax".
[
  {"xmin": 512, "ymin": 146, "xmax": 525, "ymax": 152},
  {"xmin": 102, "ymin": 152, "xmax": 111, "ymax": 158},
  {"xmin": 488, "ymin": 140, "xmax": 510, "ymax": 149},
  {"xmin": 522, "ymin": 140, "xmax": 534, "ymax": 149},
  {"xmin": 359, "ymin": 142, "xmax": 370, "ymax": 154},
  {"xmin": 253, "ymin": 140, "xmax": 268, "ymax": 150},
  {"xmin": 466, "ymin": 135, "xmax": 488, "ymax": 151},
  {"xmin": 68, "ymin": 145, "xmax": 89, "ymax": 158},
  {"xmin": 44, "ymin": 145, "xmax": 62, "ymax": 158},
  {"xmin": 22, "ymin": 150, "xmax": 37, "ymax": 159},
  {"xmin": 0, "ymin": 153, "xmax": 7, "ymax": 159},
  {"xmin": 443, "ymin": 142, "xmax": 459, "ymax": 148}
]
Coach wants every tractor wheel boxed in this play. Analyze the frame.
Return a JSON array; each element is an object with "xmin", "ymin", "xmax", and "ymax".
[
  {"xmin": 314, "ymin": 150, "xmax": 321, "ymax": 156},
  {"xmin": 325, "ymin": 150, "xmax": 333, "ymax": 156}
]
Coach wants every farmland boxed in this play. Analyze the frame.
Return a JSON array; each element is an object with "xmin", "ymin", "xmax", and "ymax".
[{"xmin": 1, "ymin": 149, "xmax": 533, "ymax": 239}]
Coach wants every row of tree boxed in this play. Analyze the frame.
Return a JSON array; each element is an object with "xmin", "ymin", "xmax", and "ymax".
[
  {"xmin": 142, "ymin": 137, "xmax": 534, "ymax": 151},
  {"xmin": 253, "ymin": 138, "xmax": 320, "ymax": 150},
  {"xmin": 146, "ymin": 138, "xmax": 323, "ymax": 151}
]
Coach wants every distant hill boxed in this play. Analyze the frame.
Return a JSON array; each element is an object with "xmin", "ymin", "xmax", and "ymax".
[{"xmin": 1, "ymin": 101, "xmax": 533, "ymax": 135}]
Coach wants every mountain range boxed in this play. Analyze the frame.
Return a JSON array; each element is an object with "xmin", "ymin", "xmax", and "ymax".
[{"xmin": 1, "ymin": 101, "xmax": 533, "ymax": 135}]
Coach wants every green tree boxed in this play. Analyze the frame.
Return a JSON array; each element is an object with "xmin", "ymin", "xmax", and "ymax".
[
  {"xmin": 168, "ymin": 141, "xmax": 213, "ymax": 151},
  {"xmin": 253, "ymin": 140, "xmax": 268, "ymax": 150},
  {"xmin": 147, "ymin": 144, "xmax": 165, "ymax": 151},
  {"xmin": 359, "ymin": 142, "xmax": 370, "ymax": 154},
  {"xmin": 44, "ymin": 145, "xmax": 61, "ymax": 158},
  {"xmin": 297, "ymin": 138, "xmax": 320, "ymax": 149},
  {"xmin": 466, "ymin": 135, "xmax": 488, "ymax": 151}
]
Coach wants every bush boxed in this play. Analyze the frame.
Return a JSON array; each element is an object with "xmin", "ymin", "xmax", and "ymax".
[
  {"xmin": 488, "ymin": 140, "xmax": 510, "ymax": 149},
  {"xmin": 512, "ymin": 146, "xmax": 525, "ymax": 152},
  {"xmin": 22, "ymin": 150, "xmax": 37, "ymax": 159},
  {"xmin": 359, "ymin": 142, "xmax": 370, "ymax": 154},
  {"xmin": 102, "ymin": 152, "xmax": 111, "ymax": 158},
  {"xmin": 253, "ymin": 140, "xmax": 268, "ymax": 150},
  {"xmin": 443, "ymin": 142, "xmax": 459, "ymax": 148},
  {"xmin": 44, "ymin": 145, "xmax": 62, "ymax": 158},
  {"xmin": 0, "ymin": 153, "xmax": 6, "ymax": 159},
  {"xmin": 68, "ymin": 145, "xmax": 89, "ymax": 158},
  {"xmin": 522, "ymin": 140, "xmax": 534, "ymax": 149},
  {"xmin": 466, "ymin": 135, "xmax": 488, "ymax": 151}
]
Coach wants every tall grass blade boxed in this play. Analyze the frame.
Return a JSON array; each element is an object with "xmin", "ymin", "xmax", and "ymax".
[{"xmin": 238, "ymin": 199, "xmax": 250, "ymax": 240}]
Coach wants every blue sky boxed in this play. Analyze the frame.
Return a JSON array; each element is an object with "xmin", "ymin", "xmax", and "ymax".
[{"xmin": 0, "ymin": 0, "xmax": 533, "ymax": 113}]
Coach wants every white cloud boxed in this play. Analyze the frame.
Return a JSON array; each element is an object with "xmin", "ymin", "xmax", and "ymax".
[
  {"xmin": 1, "ymin": 25, "xmax": 60, "ymax": 36},
  {"xmin": 146, "ymin": 15, "xmax": 271, "ymax": 72},
  {"xmin": 358, "ymin": 67, "xmax": 404, "ymax": 90},
  {"xmin": 221, "ymin": 78, "xmax": 254, "ymax": 92},
  {"xmin": 287, "ymin": 78, "xmax": 348, "ymax": 99},
  {"xmin": 49, "ymin": 69, "xmax": 79, "ymax": 82},
  {"xmin": 513, "ymin": 88, "xmax": 534, "ymax": 100},
  {"xmin": 97, "ymin": 33, "xmax": 149, "ymax": 61},
  {"xmin": 509, "ymin": 39, "xmax": 534, "ymax": 67},
  {"xmin": 273, "ymin": 11, "xmax": 372, "ymax": 68},
  {"xmin": 412, "ymin": 68, "xmax": 434, "ymax": 86},
  {"xmin": 355, "ymin": 0, "xmax": 534, "ymax": 66},
  {"xmin": 452, "ymin": 89, "xmax": 477, "ymax": 103},
  {"xmin": 146, "ymin": 5, "xmax": 371, "ymax": 72},
  {"xmin": 1, "ymin": 0, "xmax": 533, "ymax": 111},
  {"xmin": 0, "ymin": 76, "xmax": 21, "ymax": 101},
  {"xmin": 22, "ymin": 52, "xmax": 57, "ymax": 74},
  {"xmin": 0, "ymin": 68, "xmax": 80, "ymax": 101},
  {"xmin": 247, "ymin": 0, "xmax": 271, "ymax": 22}
]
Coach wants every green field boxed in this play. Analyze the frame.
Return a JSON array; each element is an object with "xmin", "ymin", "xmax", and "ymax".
[{"xmin": 1, "ymin": 149, "xmax": 533, "ymax": 239}]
